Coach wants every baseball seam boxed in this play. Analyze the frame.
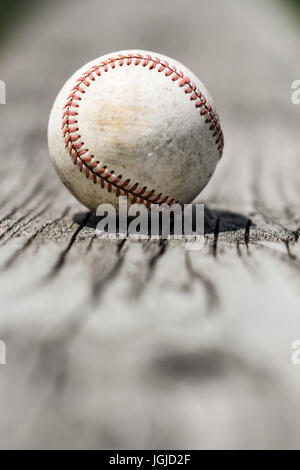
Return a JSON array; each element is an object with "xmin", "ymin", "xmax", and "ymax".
[{"xmin": 62, "ymin": 53, "xmax": 224, "ymax": 208}]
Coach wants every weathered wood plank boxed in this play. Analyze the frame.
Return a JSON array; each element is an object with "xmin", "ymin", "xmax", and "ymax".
[{"xmin": 0, "ymin": 0, "xmax": 300, "ymax": 449}]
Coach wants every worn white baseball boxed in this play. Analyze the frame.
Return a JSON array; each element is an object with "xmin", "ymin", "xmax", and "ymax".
[{"xmin": 48, "ymin": 50, "xmax": 224, "ymax": 211}]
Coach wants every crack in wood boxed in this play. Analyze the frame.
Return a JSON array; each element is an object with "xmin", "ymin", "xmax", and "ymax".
[
  {"xmin": 185, "ymin": 251, "xmax": 219, "ymax": 311},
  {"xmin": 212, "ymin": 217, "xmax": 220, "ymax": 257},
  {"xmin": 0, "ymin": 179, "xmax": 47, "ymax": 226},
  {"xmin": 0, "ymin": 202, "xmax": 52, "ymax": 244},
  {"xmin": 244, "ymin": 219, "xmax": 251, "ymax": 250},
  {"xmin": 48, "ymin": 212, "xmax": 91, "ymax": 278},
  {"xmin": 1, "ymin": 207, "xmax": 71, "ymax": 270},
  {"xmin": 147, "ymin": 239, "xmax": 167, "ymax": 279},
  {"xmin": 285, "ymin": 240, "xmax": 297, "ymax": 261},
  {"xmin": 257, "ymin": 243, "xmax": 300, "ymax": 273},
  {"xmin": 3, "ymin": 222, "xmax": 50, "ymax": 271},
  {"xmin": 91, "ymin": 255, "xmax": 125, "ymax": 301}
]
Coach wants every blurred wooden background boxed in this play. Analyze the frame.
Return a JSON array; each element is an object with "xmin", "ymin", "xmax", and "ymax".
[{"xmin": 0, "ymin": 0, "xmax": 300, "ymax": 449}]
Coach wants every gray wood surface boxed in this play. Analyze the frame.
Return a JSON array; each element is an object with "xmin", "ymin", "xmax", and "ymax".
[{"xmin": 0, "ymin": 0, "xmax": 300, "ymax": 450}]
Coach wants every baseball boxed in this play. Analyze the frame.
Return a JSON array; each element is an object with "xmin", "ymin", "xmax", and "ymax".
[{"xmin": 48, "ymin": 50, "xmax": 224, "ymax": 211}]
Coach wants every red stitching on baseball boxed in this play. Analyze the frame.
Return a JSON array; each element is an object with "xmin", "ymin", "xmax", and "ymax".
[{"xmin": 62, "ymin": 53, "xmax": 224, "ymax": 207}]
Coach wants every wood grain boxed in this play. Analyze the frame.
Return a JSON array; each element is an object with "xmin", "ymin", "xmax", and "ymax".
[{"xmin": 0, "ymin": 0, "xmax": 300, "ymax": 449}]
